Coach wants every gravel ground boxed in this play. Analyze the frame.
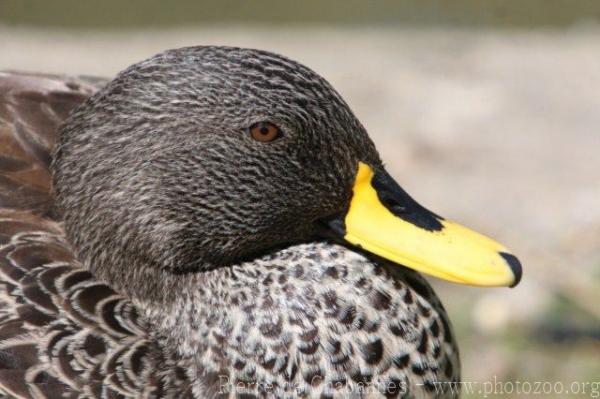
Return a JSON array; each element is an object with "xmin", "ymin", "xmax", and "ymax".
[{"xmin": 2, "ymin": 25, "xmax": 599, "ymax": 396}]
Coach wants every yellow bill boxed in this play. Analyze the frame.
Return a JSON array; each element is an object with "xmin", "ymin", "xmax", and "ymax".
[{"xmin": 327, "ymin": 162, "xmax": 522, "ymax": 287}]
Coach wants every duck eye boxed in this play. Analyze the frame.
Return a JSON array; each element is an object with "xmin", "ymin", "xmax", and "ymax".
[{"xmin": 249, "ymin": 122, "xmax": 282, "ymax": 142}]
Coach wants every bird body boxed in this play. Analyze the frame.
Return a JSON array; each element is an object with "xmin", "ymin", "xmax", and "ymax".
[{"xmin": 0, "ymin": 47, "xmax": 520, "ymax": 398}]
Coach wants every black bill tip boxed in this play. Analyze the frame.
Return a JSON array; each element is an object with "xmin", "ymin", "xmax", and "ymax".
[{"xmin": 499, "ymin": 252, "xmax": 522, "ymax": 288}]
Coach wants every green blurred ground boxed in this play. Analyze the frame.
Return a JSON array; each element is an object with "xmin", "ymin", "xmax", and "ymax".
[
  {"xmin": 1, "ymin": 2, "xmax": 599, "ymax": 398},
  {"xmin": 2, "ymin": 0, "xmax": 600, "ymax": 28}
]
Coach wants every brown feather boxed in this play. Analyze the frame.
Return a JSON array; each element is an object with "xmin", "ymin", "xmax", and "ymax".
[{"xmin": 0, "ymin": 72, "xmax": 176, "ymax": 398}]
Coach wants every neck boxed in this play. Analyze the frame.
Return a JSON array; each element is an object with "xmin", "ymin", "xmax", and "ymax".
[
  {"xmin": 138, "ymin": 241, "xmax": 378, "ymax": 396},
  {"xmin": 105, "ymin": 242, "xmax": 458, "ymax": 398}
]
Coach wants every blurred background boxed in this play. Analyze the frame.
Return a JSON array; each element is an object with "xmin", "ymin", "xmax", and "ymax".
[{"xmin": 1, "ymin": 1, "xmax": 599, "ymax": 397}]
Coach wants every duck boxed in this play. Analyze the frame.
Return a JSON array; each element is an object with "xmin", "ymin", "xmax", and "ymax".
[{"xmin": 0, "ymin": 46, "xmax": 522, "ymax": 399}]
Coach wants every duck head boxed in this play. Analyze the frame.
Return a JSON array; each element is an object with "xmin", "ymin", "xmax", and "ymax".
[{"xmin": 52, "ymin": 46, "xmax": 521, "ymax": 304}]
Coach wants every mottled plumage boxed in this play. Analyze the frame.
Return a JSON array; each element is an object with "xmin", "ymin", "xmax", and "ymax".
[{"xmin": 0, "ymin": 47, "xmax": 460, "ymax": 398}]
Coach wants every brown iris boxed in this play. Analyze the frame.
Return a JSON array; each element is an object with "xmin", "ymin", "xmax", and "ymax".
[{"xmin": 249, "ymin": 122, "xmax": 281, "ymax": 142}]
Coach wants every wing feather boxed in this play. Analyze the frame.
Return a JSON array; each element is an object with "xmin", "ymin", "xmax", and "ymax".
[{"xmin": 0, "ymin": 72, "xmax": 182, "ymax": 398}]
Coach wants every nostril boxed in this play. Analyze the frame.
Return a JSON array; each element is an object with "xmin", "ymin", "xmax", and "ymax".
[
  {"xmin": 499, "ymin": 252, "xmax": 523, "ymax": 288},
  {"xmin": 379, "ymin": 192, "xmax": 407, "ymax": 214},
  {"xmin": 390, "ymin": 203, "xmax": 407, "ymax": 214},
  {"xmin": 371, "ymin": 168, "xmax": 444, "ymax": 231}
]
